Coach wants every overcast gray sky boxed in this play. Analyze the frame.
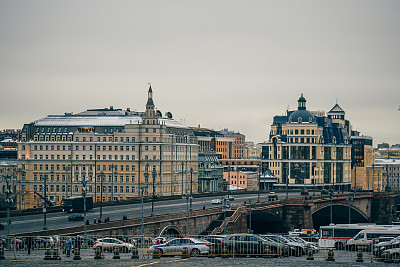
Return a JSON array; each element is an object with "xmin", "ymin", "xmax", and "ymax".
[{"xmin": 0, "ymin": 1, "xmax": 399, "ymax": 145}]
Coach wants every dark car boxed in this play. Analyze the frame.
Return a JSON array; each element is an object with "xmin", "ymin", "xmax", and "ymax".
[
  {"xmin": 300, "ymin": 190, "xmax": 309, "ymax": 196},
  {"xmin": 202, "ymin": 236, "xmax": 225, "ymax": 255},
  {"xmin": 268, "ymin": 192, "xmax": 278, "ymax": 201},
  {"xmin": 68, "ymin": 213, "xmax": 84, "ymax": 221},
  {"xmin": 224, "ymin": 234, "xmax": 286, "ymax": 257},
  {"xmin": 0, "ymin": 223, "xmax": 4, "ymax": 230},
  {"xmin": 321, "ymin": 189, "xmax": 329, "ymax": 195}
]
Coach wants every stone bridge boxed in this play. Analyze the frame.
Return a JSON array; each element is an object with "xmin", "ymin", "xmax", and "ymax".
[{"xmin": 19, "ymin": 192, "xmax": 399, "ymax": 237}]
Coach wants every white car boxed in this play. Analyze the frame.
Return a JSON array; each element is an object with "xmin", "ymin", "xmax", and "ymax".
[
  {"xmin": 211, "ymin": 199, "xmax": 222, "ymax": 204},
  {"xmin": 223, "ymin": 195, "xmax": 234, "ymax": 201},
  {"xmin": 93, "ymin": 238, "xmax": 135, "ymax": 253},
  {"xmin": 149, "ymin": 238, "xmax": 210, "ymax": 256}
]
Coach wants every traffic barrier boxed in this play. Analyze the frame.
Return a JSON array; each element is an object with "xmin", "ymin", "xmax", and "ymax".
[
  {"xmin": 131, "ymin": 246, "xmax": 139, "ymax": 259},
  {"xmin": 52, "ymin": 247, "xmax": 61, "ymax": 260},
  {"xmin": 181, "ymin": 246, "xmax": 190, "ymax": 259},
  {"xmin": 356, "ymin": 250, "xmax": 363, "ymax": 262},
  {"xmin": 94, "ymin": 246, "xmax": 103, "ymax": 259},
  {"xmin": 326, "ymin": 248, "xmax": 335, "ymax": 261},
  {"xmin": 73, "ymin": 248, "xmax": 81, "ymax": 260},
  {"xmin": 44, "ymin": 248, "xmax": 52, "ymax": 260},
  {"xmin": 113, "ymin": 247, "xmax": 120, "ymax": 259},
  {"xmin": 0, "ymin": 246, "xmax": 5, "ymax": 260},
  {"xmin": 221, "ymin": 246, "xmax": 229, "ymax": 258},
  {"xmin": 152, "ymin": 248, "xmax": 161, "ymax": 259},
  {"xmin": 208, "ymin": 245, "xmax": 215, "ymax": 258},
  {"xmin": 263, "ymin": 246, "xmax": 272, "ymax": 258},
  {"xmin": 306, "ymin": 248, "xmax": 314, "ymax": 260}
]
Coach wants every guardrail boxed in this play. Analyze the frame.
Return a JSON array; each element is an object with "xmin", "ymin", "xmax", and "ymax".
[{"xmin": 0, "ymin": 234, "xmax": 397, "ymax": 263}]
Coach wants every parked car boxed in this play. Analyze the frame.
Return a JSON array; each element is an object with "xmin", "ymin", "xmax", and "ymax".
[
  {"xmin": 149, "ymin": 238, "xmax": 210, "ymax": 256},
  {"xmin": 211, "ymin": 199, "xmax": 222, "ymax": 204},
  {"xmin": 68, "ymin": 213, "xmax": 84, "ymax": 221},
  {"xmin": 224, "ymin": 234, "xmax": 287, "ymax": 257},
  {"xmin": 152, "ymin": 237, "xmax": 167, "ymax": 245},
  {"xmin": 268, "ymin": 192, "xmax": 278, "ymax": 201},
  {"xmin": 381, "ymin": 248, "xmax": 400, "ymax": 263},
  {"xmin": 374, "ymin": 237, "xmax": 400, "ymax": 258},
  {"xmin": 93, "ymin": 237, "xmax": 135, "ymax": 253},
  {"xmin": 263, "ymin": 235, "xmax": 305, "ymax": 256},
  {"xmin": 202, "ymin": 236, "xmax": 225, "ymax": 255},
  {"xmin": 321, "ymin": 189, "xmax": 329, "ymax": 195},
  {"xmin": 300, "ymin": 190, "xmax": 309, "ymax": 196}
]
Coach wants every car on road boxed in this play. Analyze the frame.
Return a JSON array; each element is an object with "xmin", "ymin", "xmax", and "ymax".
[
  {"xmin": 224, "ymin": 234, "xmax": 287, "ymax": 256},
  {"xmin": 211, "ymin": 199, "xmax": 222, "ymax": 204},
  {"xmin": 93, "ymin": 237, "xmax": 135, "ymax": 253},
  {"xmin": 202, "ymin": 236, "xmax": 225, "ymax": 255},
  {"xmin": 0, "ymin": 223, "xmax": 4, "ymax": 230},
  {"xmin": 223, "ymin": 195, "xmax": 234, "ymax": 201},
  {"xmin": 300, "ymin": 190, "xmax": 309, "ymax": 196},
  {"xmin": 268, "ymin": 192, "xmax": 278, "ymax": 201},
  {"xmin": 149, "ymin": 238, "xmax": 210, "ymax": 256},
  {"xmin": 68, "ymin": 213, "xmax": 84, "ymax": 221},
  {"xmin": 152, "ymin": 237, "xmax": 167, "ymax": 245},
  {"xmin": 374, "ymin": 237, "xmax": 400, "ymax": 258},
  {"xmin": 381, "ymin": 248, "xmax": 400, "ymax": 262}
]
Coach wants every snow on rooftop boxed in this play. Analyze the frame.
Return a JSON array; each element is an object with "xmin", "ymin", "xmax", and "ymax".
[{"xmin": 33, "ymin": 116, "xmax": 189, "ymax": 129}]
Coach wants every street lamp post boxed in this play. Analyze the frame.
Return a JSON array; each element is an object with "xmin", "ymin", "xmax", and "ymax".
[
  {"xmin": 141, "ymin": 187, "xmax": 144, "ymax": 235},
  {"xmin": 151, "ymin": 168, "xmax": 156, "ymax": 217},
  {"xmin": 146, "ymin": 163, "xmax": 149, "ymax": 197},
  {"xmin": 181, "ymin": 162, "xmax": 184, "ymax": 196},
  {"xmin": 348, "ymin": 196, "xmax": 353, "ymax": 224},
  {"xmin": 185, "ymin": 193, "xmax": 189, "ymax": 237},
  {"xmin": 99, "ymin": 171, "xmax": 105, "ymax": 220},
  {"xmin": 189, "ymin": 168, "xmax": 193, "ymax": 212},
  {"xmin": 257, "ymin": 166, "xmax": 260, "ymax": 203},
  {"xmin": 330, "ymin": 191, "xmax": 333, "ymax": 224},
  {"xmin": 4, "ymin": 175, "xmax": 13, "ymax": 236},
  {"xmin": 42, "ymin": 172, "xmax": 52, "ymax": 230},
  {"xmin": 81, "ymin": 178, "xmax": 88, "ymax": 240},
  {"xmin": 223, "ymin": 198, "xmax": 227, "ymax": 235},
  {"xmin": 248, "ymin": 199, "xmax": 252, "ymax": 233}
]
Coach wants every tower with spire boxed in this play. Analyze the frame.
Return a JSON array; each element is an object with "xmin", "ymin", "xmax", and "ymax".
[{"xmin": 145, "ymin": 85, "xmax": 156, "ymax": 118}]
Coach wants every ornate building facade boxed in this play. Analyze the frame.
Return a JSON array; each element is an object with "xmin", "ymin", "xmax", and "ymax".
[
  {"xmin": 261, "ymin": 95, "xmax": 352, "ymax": 190},
  {"xmin": 17, "ymin": 86, "xmax": 198, "ymax": 209}
]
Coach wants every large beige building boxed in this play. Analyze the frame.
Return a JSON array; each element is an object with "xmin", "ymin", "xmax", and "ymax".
[
  {"xmin": 262, "ymin": 95, "xmax": 352, "ymax": 190},
  {"xmin": 17, "ymin": 86, "xmax": 198, "ymax": 209}
]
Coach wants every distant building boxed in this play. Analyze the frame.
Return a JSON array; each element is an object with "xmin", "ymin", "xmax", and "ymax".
[
  {"xmin": 17, "ymin": 86, "xmax": 198, "ymax": 209},
  {"xmin": 223, "ymin": 171, "xmax": 258, "ymax": 191},
  {"xmin": 244, "ymin": 142, "xmax": 262, "ymax": 159},
  {"xmin": 198, "ymin": 151, "xmax": 223, "ymax": 193},
  {"xmin": 218, "ymin": 129, "xmax": 245, "ymax": 159},
  {"xmin": 0, "ymin": 129, "xmax": 20, "ymax": 142},
  {"xmin": 262, "ymin": 94, "xmax": 353, "ymax": 191},
  {"xmin": 375, "ymin": 158, "xmax": 400, "ymax": 191}
]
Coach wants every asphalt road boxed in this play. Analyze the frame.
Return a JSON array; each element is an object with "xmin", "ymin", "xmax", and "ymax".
[{"xmin": 1, "ymin": 192, "xmax": 300, "ymax": 235}]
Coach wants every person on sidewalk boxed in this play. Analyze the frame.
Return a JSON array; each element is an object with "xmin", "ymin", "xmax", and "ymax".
[{"xmin": 65, "ymin": 237, "xmax": 72, "ymax": 257}]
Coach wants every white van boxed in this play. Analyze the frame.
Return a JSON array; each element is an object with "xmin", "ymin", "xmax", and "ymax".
[{"xmin": 347, "ymin": 228, "xmax": 400, "ymax": 251}]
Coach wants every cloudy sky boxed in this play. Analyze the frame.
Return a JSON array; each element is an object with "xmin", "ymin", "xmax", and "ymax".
[{"xmin": 0, "ymin": 1, "xmax": 399, "ymax": 145}]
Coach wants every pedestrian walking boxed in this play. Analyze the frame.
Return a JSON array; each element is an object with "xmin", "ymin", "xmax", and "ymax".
[
  {"xmin": 65, "ymin": 237, "xmax": 72, "ymax": 257},
  {"xmin": 94, "ymin": 218, "xmax": 96, "ymax": 224}
]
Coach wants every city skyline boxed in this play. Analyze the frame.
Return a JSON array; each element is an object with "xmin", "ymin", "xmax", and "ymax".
[{"xmin": 1, "ymin": 1, "xmax": 399, "ymax": 145}]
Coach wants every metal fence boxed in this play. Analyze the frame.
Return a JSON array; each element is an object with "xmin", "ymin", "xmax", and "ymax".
[{"xmin": 0, "ymin": 234, "xmax": 396, "ymax": 264}]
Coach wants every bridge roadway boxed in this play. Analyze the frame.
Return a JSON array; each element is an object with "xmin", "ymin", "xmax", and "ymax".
[{"xmin": 2, "ymin": 192, "xmax": 299, "ymax": 235}]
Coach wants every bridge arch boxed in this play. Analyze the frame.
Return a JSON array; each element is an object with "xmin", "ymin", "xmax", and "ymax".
[
  {"xmin": 250, "ymin": 210, "xmax": 284, "ymax": 234},
  {"xmin": 312, "ymin": 204, "xmax": 369, "ymax": 230},
  {"xmin": 159, "ymin": 225, "xmax": 182, "ymax": 237}
]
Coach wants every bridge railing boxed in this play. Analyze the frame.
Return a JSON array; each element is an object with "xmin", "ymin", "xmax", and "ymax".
[{"xmin": 0, "ymin": 233, "xmax": 393, "ymax": 263}]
